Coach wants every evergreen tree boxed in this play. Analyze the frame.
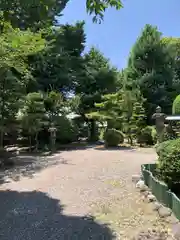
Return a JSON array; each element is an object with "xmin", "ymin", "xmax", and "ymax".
[{"xmin": 126, "ymin": 24, "xmax": 175, "ymax": 123}]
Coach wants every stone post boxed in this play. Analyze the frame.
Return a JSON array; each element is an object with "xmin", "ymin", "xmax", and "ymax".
[{"xmin": 48, "ymin": 124, "xmax": 57, "ymax": 152}]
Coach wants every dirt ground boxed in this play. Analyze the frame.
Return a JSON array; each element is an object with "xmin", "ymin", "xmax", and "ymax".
[{"xmin": 0, "ymin": 146, "xmax": 174, "ymax": 239}]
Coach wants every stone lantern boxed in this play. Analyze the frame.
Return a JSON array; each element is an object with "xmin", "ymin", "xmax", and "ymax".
[{"xmin": 48, "ymin": 123, "xmax": 57, "ymax": 151}]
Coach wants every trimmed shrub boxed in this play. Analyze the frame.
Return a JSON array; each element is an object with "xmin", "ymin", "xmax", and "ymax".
[
  {"xmin": 55, "ymin": 116, "xmax": 79, "ymax": 144},
  {"xmin": 137, "ymin": 126, "xmax": 155, "ymax": 145},
  {"xmin": 104, "ymin": 128, "xmax": 124, "ymax": 147},
  {"xmin": 151, "ymin": 126, "xmax": 157, "ymax": 144},
  {"xmin": 163, "ymin": 124, "xmax": 177, "ymax": 141},
  {"xmin": 156, "ymin": 138, "xmax": 180, "ymax": 190},
  {"xmin": 173, "ymin": 94, "xmax": 180, "ymax": 114}
]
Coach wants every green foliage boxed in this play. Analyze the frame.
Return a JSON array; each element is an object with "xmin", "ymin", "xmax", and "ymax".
[
  {"xmin": 29, "ymin": 22, "xmax": 86, "ymax": 93},
  {"xmin": 74, "ymin": 47, "xmax": 118, "ymax": 142},
  {"xmin": 0, "ymin": 22, "xmax": 45, "ymax": 71},
  {"xmin": 44, "ymin": 91, "xmax": 64, "ymax": 120},
  {"xmin": 155, "ymin": 140, "xmax": 169, "ymax": 157},
  {"xmin": 163, "ymin": 124, "xmax": 177, "ymax": 141},
  {"xmin": 55, "ymin": 116, "xmax": 78, "ymax": 144},
  {"xmin": 161, "ymin": 38, "xmax": 180, "ymax": 99},
  {"xmin": 0, "ymin": 23, "xmax": 45, "ymax": 146},
  {"xmin": 0, "ymin": 0, "xmax": 68, "ymax": 30},
  {"xmin": 156, "ymin": 138, "xmax": 180, "ymax": 189},
  {"xmin": 18, "ymin": 92, "xmax": 46, "ymax": 148},
  {"xmin": 0, "ymin": 1, "xmax": 179, "ymax": 155},
  {"xmin": 151, "ymin": 126, "xmax": 157, "ymax": 144},
  {"xmin": 137, "ymin": 126, "xmax": 155, "ymax": 145},
  {"xmin": 0, "ymin": 0, "xmax": 123, "ymax": 30},
  {"xmin": 88, "ymin": 88, "xmax": 146, "ymax": 145},
  {"xmin": 76, "ymin": 47, "xmax": 118, "ymax": 97},
  {"xmin": 87, "ymin": 90, "xmax": 125, "ymax": 132},
  {"xmin": 104, "ymin": 128, "xmax": 124, "ymax": 147},
  {"xmin": 173, "ymin": 94, "xmax": 180, "ymax": 114},
  {"xmin": 86, "ymin": 0, "xmax": 123, "ymax": 23},
  {"xmin": 99, "ymin": 127, "xmax": 106, "ymax": 140},
  {"xmin": 125, "ymin": 24, "xmax": 175, "ymax": 123},
  {"xmin": 123, "ymin": 92, "xmax": 146, "ymax": 144}
]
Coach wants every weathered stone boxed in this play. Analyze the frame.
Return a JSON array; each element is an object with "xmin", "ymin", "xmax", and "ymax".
[
  {"xmin": 172, "ymin": 223, "xmax": 180, "ymax": 239},
  {"xmin": 132, "ymin": 174, "xmax": 141, "ymax": 183},
  {"xmin": 136, "ymin": 180, "xmax": 148, "ymax": 192},
  {"xmin": 165, "ymin": 214, "xmax": 179, "ymax": 224},
  {"xmin": 143, "ymin": 191, "xmax": 150, "ymax": 197},
  {"xmin": 141, "ymin": 195, "xmax": 146, "ymax": 202},
  {"xmin": 147, "ymin": 194, "xmax": 156, "ymax": 202},
  {"xmin": 152, "ymin": 201, "xmax": 162, "ymax": 211},
  {"xmin": 158, "ymin": 206, "xmax": 172, "ymax": 218},
  {"xmin": 136, "ymin": 180, "xmax": 144, "ymax": 188}
]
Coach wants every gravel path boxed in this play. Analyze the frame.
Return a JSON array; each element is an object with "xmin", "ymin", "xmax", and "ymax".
[{"xmin": 0, "ymin": 146, "xmax": 173, "ymax": 239}]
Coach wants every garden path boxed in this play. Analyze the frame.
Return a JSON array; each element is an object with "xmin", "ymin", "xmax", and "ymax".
[{"xmin": 0, "ymin": 146, "xmax": 173, "ymax": 239}]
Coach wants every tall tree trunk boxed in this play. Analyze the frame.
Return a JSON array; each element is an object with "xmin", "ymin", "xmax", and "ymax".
[
  {"xmin": 89, "ymin": 119, "xmax": 98, "ymax": 142},
  {"xmin": 0, "ymin": 129, "xmax": 3, "ymax": 148},
  {"xmin": 29, "ymin": 135, "xmax": 32, "ymax": 151},
  {"xmin": 0, "ymin": 70, "xmax": 6, "ymax": 148},
  {"xmin": 35, "ymin": 132, "xmax": 38, "ymax": 151}
]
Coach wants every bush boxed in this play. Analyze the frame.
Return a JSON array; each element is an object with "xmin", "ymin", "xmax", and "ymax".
[
  {"xmin": 137, "ymin": 126, "xmax": 155, "ymax": 145},
  {"xmin": 156, "ymin": 138, "xmax": 180, "ymax": 190},
  {"xmin": 104, "ymin": 128, "xmax": 124, "ymax": 147},
  {"xmin": 173, "ymin": 94, "xmax": 180, "ymax": 114},
  {"xmin": 151, "ymin": 126, "xmax": 157, "ymax": 144},
  {"xmin": 163, "ymin": 124, "xmax": 177, "ymax": 141},
  {"xmin": 55, "ymin": 116, "xmax": 79, "ymax": 144},
  {"xmin": 155, "ymin": 140, "xmax": 169, "ymax": 156}
]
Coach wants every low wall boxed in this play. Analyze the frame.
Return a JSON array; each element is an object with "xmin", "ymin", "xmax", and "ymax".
[{"xmin": 141, "ymin": 163, "xmax": 180, "ymax": 220}]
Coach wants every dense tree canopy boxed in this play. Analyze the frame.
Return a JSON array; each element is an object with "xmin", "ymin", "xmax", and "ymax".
[
  {"xmin": 28, "ymin": 21, "xmax": 86, "ymax": 94},
  {"xmin": 0, "ymin": 0, "xmax": 123, "ymax": 30},
  {"xmin": 124, "ymin": 24, "xmax": 175, "ymax": 123},
  {"xmin": 0, "ymin": 0, "xmax": 180, "ymax": 153}
]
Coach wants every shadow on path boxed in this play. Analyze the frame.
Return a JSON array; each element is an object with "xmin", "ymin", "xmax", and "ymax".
[
  {"xmin": 0, "ymin": 190, "xmax": 115, "ymax": 240},
  {"xmin": 0, "ymin": 153, "xmax": 64, "ymax": 184},
  {"xmin": 0, "ymin": 145, "xmax": 96, "ymax": 184},
  {"xmin": 0, "ymin": 143, "xmax": 135, "ymax": 184},
  {"xmin": 94, "ymin": 146, "xmax": 135, "ymax": 151}
]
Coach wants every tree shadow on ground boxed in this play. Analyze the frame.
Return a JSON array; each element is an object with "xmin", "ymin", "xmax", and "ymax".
[
  {"xmin": 55, "ymin": 143, "xmax": 100, "ymax": 152},
  {"xmin": 0, "ymin": 143, "xmax": 100, "ymax": 184},
  {"xmin": 0, "ymin": 190, "xmax": 116, "ymax": 240},
  {"xmin": 94, "ymin": 146, "xmax": 135, "ymax": 151},
  {"xmin": 0, "ymin": 152, "xmax": 68, "ymax": 184}
]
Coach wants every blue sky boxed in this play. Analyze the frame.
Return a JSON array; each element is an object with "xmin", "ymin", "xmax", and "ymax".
[{"xmin": 60, "ymin": 0, "xmax": 180, "ymax": 70}]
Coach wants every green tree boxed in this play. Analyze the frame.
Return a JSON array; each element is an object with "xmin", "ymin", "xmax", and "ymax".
[
  {"xmin": 0, "ymin": 22, "xmax": 45, "ymax": 147},
  {"xmin": 74, "ymin": 47, "xmax": 118, "ymax": 141},
  {"xmin": 87, "ymin": 91, "xmax": 124, "ymax": 129},
  {"xmin": 88, "ymin": 88, "xmax": 146, "ymax": 145},
  {"xmin": 0, "ymin": 0, "xmax": 68, "ymax": 30},
  {"xmin": 172, "ymin": 94, "xmax": 180, "ymax": 115},
  {"xmin": 0, "ymin": 0, "xmax": 123, "ymax": 29},
  {"xmin": 86, "ymin": 0, "xmax": 123, "ymax": 23},
  {"xmin": 126, "ymin": 24, "xmax": 175, "ymax": 123},
  {"xmin": 161, "ymin": 37, "xmax": 180, "ymax": 99},
  {"xmin": 29, "ymin": 22, "xmax": 86, "ymax": 94},
  {"xmin": 44, "ymin": 91, "xmax": 64, "ymax": 122},
  {"xmin": 18, "ymin": 92, "xmax": 46, "ymax": 150}
]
